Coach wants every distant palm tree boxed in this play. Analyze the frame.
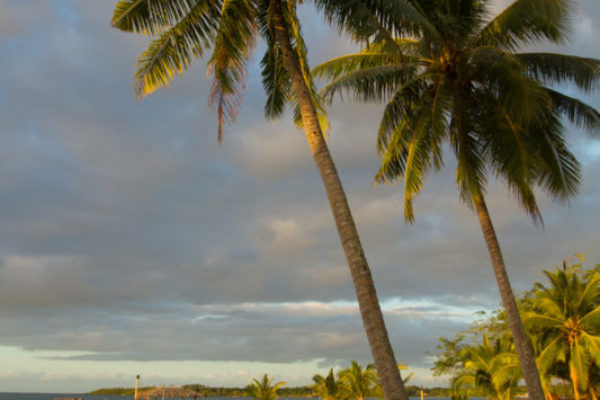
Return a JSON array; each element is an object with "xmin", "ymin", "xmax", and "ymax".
[
  {"xmin": 397, "ymin": 363, "xmax": 413, "ymax": 385},
  {"xmin": 452, "ymin": 335, "xmax": 521, "ymax": 400},
  {"xmin": 313, "ymin": 368, "xmax": 340, "ymax": 400},
  {"xmin": 338, "ymin": 361, "xmax": 379, "ymax": 400},
  {"xmin": 246, "ymin": 374, "xmax": 285, "ymax": 400},
  {"xmin": 314, "ymin": 0, "xmax": 600, "ymax": 399},
  {"xmin": 524, "ymin": 265, "xmax": 600, "ymax": 400},
  {"xmin": 110, "ymin": 1, "xmax": 410, "ymax": 398}
]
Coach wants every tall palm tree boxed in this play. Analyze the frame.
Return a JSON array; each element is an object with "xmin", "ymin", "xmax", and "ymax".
[
  {"xmin": 452, "ymin": 335, "xmax": 522, "ymax": 400},
  {"xmin": 313, "ymin": 368, "xmax": 341, "ymax": 400},
  {"xmin": 110, "ymin": 1, "xmax": 408, "ymax": 399},
  {"xmin": 246, "ymin": 374, "xmax": 286, "ymax": 400},
  {"xmin": 313, "ymin": 1, "xmax": 600, "ymax": 399},
  {"xmin": 524, "ymin": 265, "xmax": 600, "ymax": 400},
  {"xmin": 338, "ymin": 361, "xmax": 380, "ymax": 400}
]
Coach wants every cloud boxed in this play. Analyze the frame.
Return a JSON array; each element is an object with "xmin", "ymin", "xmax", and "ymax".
[{"xmin": 0, "ymin": 0, "xmax": 598, "ymax": 391}]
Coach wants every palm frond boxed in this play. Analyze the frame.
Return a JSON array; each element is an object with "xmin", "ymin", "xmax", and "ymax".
[
  {"xmin": 321, "ymin": 65, "xmax": 418, "ymax": 104},
  {"xmin": 534, "ymin": 113, "xmax": 580, "ymax": 202},
  {"xmin": 517, "ymin": 53, "xmax": 600, "ymax": 93},
  {"xmin": 259, "ymin": 27, "xmax": 291, "ymax": 118},
  {"xmin": 314, "ymin": 52, "xmax": 397, "ymax": 80},
  {"xmin": 132, "ymin": 0, "xmax": 221, "ymax": 98},
  {"xmin": 546, "ymin": 89, "xmax": 600, "ymax": 133},
  {"xmin": 313, "ymin": 0, "xmax": 439, "ymax": 53},
  {"xmin": 112, "ymin": 0, "xmax": 198, "ymax": 34},
  {"xmin": 473, "ymin": 0, "xmax": 570, "ymax": 50},
  {"xmin": 208, "ymin": 0, "xmax": 258, "ymax": 143}
]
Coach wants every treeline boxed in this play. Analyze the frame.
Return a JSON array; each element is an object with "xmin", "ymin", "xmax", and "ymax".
[
  {"xmin": 90, "ymin": 384, "xmax": 453, "ymax": 397},
  {"xmin": 431, "ymin": 260, "xmax": 600, "ymax": 400},
  {"xmin": 89, "ymin": 387, "xmax": 153, "ymax": 395},
  {"xmin": 182, "ymin": 384, "xmax": 314, "ymax": 397}
]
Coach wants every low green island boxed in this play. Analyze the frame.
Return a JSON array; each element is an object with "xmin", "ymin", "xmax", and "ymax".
[{"xmin": 89, "ymin": 384, "xmax": 451, "ymax": 397}]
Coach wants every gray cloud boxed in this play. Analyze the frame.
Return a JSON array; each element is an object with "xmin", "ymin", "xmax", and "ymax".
[{"xmin": 0, "ymin": 0, "xmax": 599, "ymax": 390}]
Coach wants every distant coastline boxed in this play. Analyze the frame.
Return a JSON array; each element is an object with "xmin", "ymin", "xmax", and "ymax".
[{"xmin": 88, "ymin": 386, "xmax": 453, "ymax": 397}]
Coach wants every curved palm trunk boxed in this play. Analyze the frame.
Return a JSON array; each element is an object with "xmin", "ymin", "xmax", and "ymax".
[
  {"xmin": 270, "ymin": 2, "xmax": 408, "ymax": 400},
  {"xmin": 473, "ymin": 193, "xmax": 545, "ymax": 400}
]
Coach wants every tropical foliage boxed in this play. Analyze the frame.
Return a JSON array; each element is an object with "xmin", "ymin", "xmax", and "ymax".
[
  {"xmin": 338, "ymin": 361, "xmax": 380, "ymax": 400},
  {"xmin": 523, "ymin": 261, "xmax": 600, "ymax": 400},
  {"xmin": 110, "ymin": 1, "xmax": 409, "ymax": 397},
  {"xmin": 314, "ymin": 0, "xmax": 600, "ymax": 398},
  {"xmin": 433, "ymin": 260, "xmax": 600, "ymax": 400},
  {"xmin": 246, "ymin": 374, "xmax": 286, "ymax": 400},
  {"xmin": 313, "ymin": 369, "xmax": 341, "ymax": 400},
  {"xmin": 452, "ymin": 335, "xmax": 521, "ymax": 400}
]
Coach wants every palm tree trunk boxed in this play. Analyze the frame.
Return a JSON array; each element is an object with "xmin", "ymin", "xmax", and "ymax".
[
  {"xmin": 270, "ymin": 2, "xmax": 408, "ymax": 400},
  {"xmin": 473, "ymin": 193, "xmax": 545, "ymax": 400}
]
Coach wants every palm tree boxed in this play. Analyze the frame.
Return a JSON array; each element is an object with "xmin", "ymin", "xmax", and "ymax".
[
  {"xmin": 338, "ymin": 361, "xmax": 379, "ymax": 400},
  {"xmin": 524, "ymin": 265, "xmax": 600, "ymax": 400},
  {"xmin": 246, "ymin": 374, "xmax": 286, "ymax": 400},
  {"xmin": 397, "ymin": 363, "xmax": 413, "ymax": 384},
  {"xmin": 110, "ymin": 1, "xmax": 408, "ymax": 399},
  {"xmin": 313, "ymin": 368, "xmax": 341, "ymax": 400},
  {"xmin": 452, "ymin": 335, "xmax": 522, "ymax": 400},
  {"xmin": 313, "ymin": 1, "xmax": 600, "ymax": 399}
]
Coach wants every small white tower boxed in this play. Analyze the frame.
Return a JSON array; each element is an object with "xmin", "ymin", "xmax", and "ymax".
[{"xmin": 134, "ymin": 375, "xmax": 140, "ymax": 400}]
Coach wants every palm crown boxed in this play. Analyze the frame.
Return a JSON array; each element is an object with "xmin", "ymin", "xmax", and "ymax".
[
  {"xmin": 246, "ymin": 374, "xmax": 286, "ymax": 400},
  {"xmin": 314, "ymin": 1, "xmax": 600, "ymax": 399},
  {"xmin": 314, "ymin": 0, "xmax": 600, "ymax": 222},
  {"xmin": 524, "ymin": 265, "xmax": 600, "ymax": 400},
  {"xmin": 452, "ymin": 335, "xmax": 522, "ymax": 400},
  {"xmin": 111, "ymin": 1, "xmax": 414, "ymax": 399},
  {"xmin": 112, "ymin": 0, "xmax": 325, "ymax": 142}
]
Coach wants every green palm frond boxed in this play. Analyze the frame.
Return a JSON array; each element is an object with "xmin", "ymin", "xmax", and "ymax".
[
  {"xmin": 313, "ymin": 0, "xmax": 438, "ymax": 53},
  {"xmin": 546, "ymin": 89, "xmax": 600, "ymax": 132},
  {"xmin": 208, "ymin": 0, "xmax": 258, "ymax": 143},
  {"xmin": 473, "ymin": 0, "xmax": 569, "ymax": 50},
  {"xmin": 451, "ymin": 111, "xmax": 487, "ymax": 207},
  {"xmin": 312, "ymin": 369, "xmax": 339, "ymax": 400},
  {"xmin": 314, "ymin": 53, "xmax": 397, "ymax": 80},
  {"xmin": 517, "ymin": 53, "xmax": 600, "ymax": 93},
  {"xmin": 259, "ymin": 32, "xmax": 291, "ymax": 118},
  {"xmin": 536, "ymin": 336, "xmax": 566, "ymax": 375},
  {"xmin": 402, "ymin": 109, "xmax": 435, "ymax": 222},
  {"xmin": 470, "ymin": 47, "xmax": 550, "ymax": 128},
  {"xmin": 321, "ymin": 65, "xmax": 417, "ymax": 103},
  {"xmin": 580, "ymin": 307, "xmax": 600, "ymax": 329},
  {"xmin": 246, "ymin": 374, "xmax": 286, "ymax": 400},
  {"xmin": 534, "ymin": 115, "xmax": 580, "ymax": 202},
  {"xmin": 337, "ymin": 361, "xmax": 378, "ymax": 400},
  {"xmin": 132, "ymin": 0, "xmax": 220, "ymax": 98},
  {"xmin": 523, "ymin": 314, "xmax": 564, "ymax": 329},
  {"xmin": 376, "ymin": 75, "xmax": 428, "ymax": 150},
  {"xmin": 112, "ymin": 0, "xmax": 198, "ymax": 34},
  {"xmin": 576, "ymin": 273, "xmax": 600, "ymax": 312}
]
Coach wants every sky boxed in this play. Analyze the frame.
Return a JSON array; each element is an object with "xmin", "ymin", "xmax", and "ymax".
[{"xmin": 0, "ymin": 0, "xmax": 599, "ymax": 394}]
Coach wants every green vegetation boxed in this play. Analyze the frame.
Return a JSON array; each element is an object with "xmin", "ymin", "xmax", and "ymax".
[
  {"xmin": 337, "ymin": 361, "xmax": 379, "ymax": 400},
  {"xmin": 111, "ymin": 0, "xmax": 412, "ymax": 397},
  {"xmin": 432, "ymin": 260, "xmax": 600, "ymax": 400},
  {"xmin": 92, "ymin": 261, "xmax": 599, "ymax": 400},
  {"xmin": 246, "ymin": 374, "xmax": 286, "ymax": 400},
  {"xmin": 89, "ymin": 361, "xmax": 451, "ymax": 397},
  {"xmin": 88, "ymin": 387, "xmax": 153, "ymax": 396},
  {"xmin": 314, "ymin": 0, "xmax": 600, "ymax": 398}
]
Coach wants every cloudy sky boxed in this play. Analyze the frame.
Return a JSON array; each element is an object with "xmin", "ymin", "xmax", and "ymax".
[{"xmin": 0, "ymin": 0, "xmax": 599, "ymax": 394}]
